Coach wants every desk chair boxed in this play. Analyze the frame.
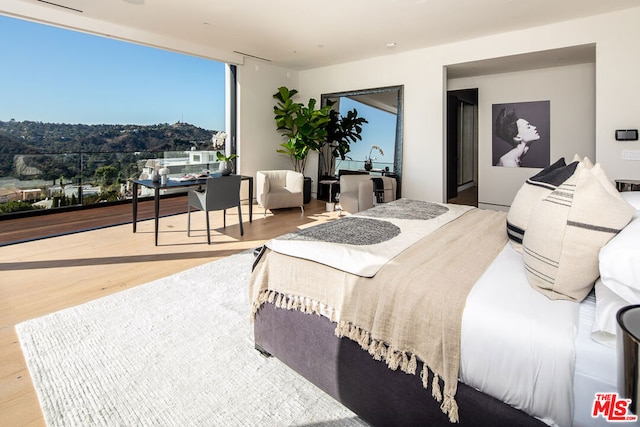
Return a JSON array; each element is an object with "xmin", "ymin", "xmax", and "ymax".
[{"xmin": 187, "ymin": 175, "xmax": 243, "ymax": 244}]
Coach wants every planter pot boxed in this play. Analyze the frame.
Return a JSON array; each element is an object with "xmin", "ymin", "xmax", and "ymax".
[
  {"xmin": 303, "ymin": 177, "xmax": 312, "ymax": 204},
  {"xmin": 219, "ymin": 161, "xmax": 233, "ymax": 176}
]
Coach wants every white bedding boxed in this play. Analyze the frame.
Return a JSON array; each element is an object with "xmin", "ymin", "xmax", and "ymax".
[
  {"xmin": 461, "ymin": 243, "xmax": 617, "ymax": 427},
  {"xmin": 573, "ymin": 291, "xmax": 617, "ymax": 427}
]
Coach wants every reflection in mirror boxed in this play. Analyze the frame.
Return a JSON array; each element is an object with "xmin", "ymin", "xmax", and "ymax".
[{"xmin": 320, "ymin": 85, "xmax": 403, "ymax": 198}]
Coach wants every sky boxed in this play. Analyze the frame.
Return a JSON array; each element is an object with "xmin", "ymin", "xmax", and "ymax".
[
  {"xmin": 0, "ymin": 15, "xmax": 226, "ymax": 131},
  {"xmin": 338, "ymin": 98, "xmax": 397, "ymax": 167},
  {"xmin": 0, "ymin": 14, "xmax": 395, "ymax": 163}
]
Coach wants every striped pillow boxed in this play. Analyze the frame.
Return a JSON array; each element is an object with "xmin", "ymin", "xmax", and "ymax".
[
  {"xmin": 522, "ymin": 162, "xmax": 635, "ymax": 301},
  {"xmin": 506, "ymin": 158, "xmax": 577, "ymax": 252}
]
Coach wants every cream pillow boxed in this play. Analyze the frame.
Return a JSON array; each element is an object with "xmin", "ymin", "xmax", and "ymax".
[
  {"xmin": 522, "ymin": 162, "xmax": 635, "ymax": 301},
  {"xmin": 573, "ymin": 154, "xmax": 594, "ymax": 169},
  {"xmin": 506, "ymin": 158, "xmax": 577, "ymax": 252}
]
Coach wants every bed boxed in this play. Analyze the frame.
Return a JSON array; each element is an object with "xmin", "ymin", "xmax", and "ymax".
[{"xmin": 249, "ymin": 157, "xmax": 640, "ymax": 427}]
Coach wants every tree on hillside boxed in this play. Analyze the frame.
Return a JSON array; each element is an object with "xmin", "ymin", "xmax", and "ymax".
[{"xmin": 94, "ymin": 165, "xmax": 119, "ymax": 188}]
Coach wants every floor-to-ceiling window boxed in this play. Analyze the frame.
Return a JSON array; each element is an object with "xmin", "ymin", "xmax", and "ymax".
[{"xmin": 0, "ymin": 15, "xmax": 226, "ymax": 213}]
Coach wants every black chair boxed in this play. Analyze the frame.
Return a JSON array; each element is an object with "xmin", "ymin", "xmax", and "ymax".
[{"xmin": 187, "ymin": 175, "xmax": 243, "ymax": 244}]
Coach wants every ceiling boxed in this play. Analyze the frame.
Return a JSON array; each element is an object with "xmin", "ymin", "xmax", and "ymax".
[
  {"xmin": 447, "ymin": 44, "xmax": 597, "ymax": 79},
  {"xmin": 325, "ymin": 89, "xmax": 400, "ymax": 115},
  {"xmin": 2, "ymin": 0, "xmax": 638, "ymax": 71}
]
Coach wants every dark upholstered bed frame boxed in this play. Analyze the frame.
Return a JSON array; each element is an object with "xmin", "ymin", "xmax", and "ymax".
[{"xmin": 254, "ymin": 303, "xmax": 546, "ymax": 427}]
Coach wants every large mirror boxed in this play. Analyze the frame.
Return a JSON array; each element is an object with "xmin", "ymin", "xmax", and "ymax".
[{"xmin": 319, "ymin": 85, "xmax": 403, "ymax": 199}]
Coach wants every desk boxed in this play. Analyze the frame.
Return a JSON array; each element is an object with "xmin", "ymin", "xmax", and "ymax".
[{"xmin": 132, "ymin": 175, "xmax": 253, "ymax": 245}]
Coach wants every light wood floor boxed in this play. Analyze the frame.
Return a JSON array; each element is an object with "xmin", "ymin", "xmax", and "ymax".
[{"xmin": 0, "ymin": 199, "xmax": 337, "ymax": 426}]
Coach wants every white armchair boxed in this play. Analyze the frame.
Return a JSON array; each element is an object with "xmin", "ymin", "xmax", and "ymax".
[
  {"xmin": 339, "ymin": 175, "xmax": 397, "ymax": 214},
  {"xmin": 256, "ymin": 170, "xmax": 304, "ymax": 217}
]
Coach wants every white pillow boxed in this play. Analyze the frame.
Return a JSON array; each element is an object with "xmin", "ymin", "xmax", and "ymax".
[
  {"xmin": 592, "ymin": 279, "xmax": 632, "ymax": 347},
  {"xmin": 592, "ymin": 196, "xmax": 640, "ymax": 345},
  {"xmin": 621, "ymin": 191, "xmax": 640, "ymax": 211},
  {"xmin": 599, "ymin": 215, "xmax": 640, "ymax": 302}
]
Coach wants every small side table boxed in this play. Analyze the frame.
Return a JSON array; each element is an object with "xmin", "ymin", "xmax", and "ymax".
[
  {"xmin": 617, "ymin": 305, "xmax": 640, "ymax": 414},
  {"xmin": 616, "ymin": 180, "xmax": 640, "ymax": 192},
  {"xmin": 319, "ymin": 179, "xmax": 338, "ymax": 211}
]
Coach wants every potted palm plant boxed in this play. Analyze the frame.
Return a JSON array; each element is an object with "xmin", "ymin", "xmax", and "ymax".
[{"xmin": 273, "ymin": 86, "xmax": 332, "ymax": 202}]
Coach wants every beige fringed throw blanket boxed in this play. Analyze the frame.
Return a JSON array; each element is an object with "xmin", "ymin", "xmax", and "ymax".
[
  {"xmin": 250, "ymin": 207, "xmax": 507, "ymax": 423},
  {"xmin": 265, "ymin": 199, "xmax": 474, "ymax": 277}
]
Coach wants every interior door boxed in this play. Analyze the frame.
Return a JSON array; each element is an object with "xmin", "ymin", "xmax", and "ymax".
[
  {"xmin": 446, "ymin": 88, "xmax": 478, "ymax": 202},
  {"xmin": 458, "ymin": 101, "xmax": 476, "ymax": 186}
]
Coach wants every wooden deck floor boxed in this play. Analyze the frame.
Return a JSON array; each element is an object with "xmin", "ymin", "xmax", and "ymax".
[
  {"xmin": 0, "ymin": 196, "xmax": 189, "ymax": 246},
  {"xmin": 0, "ymin": 198, "xmax": 337, "ymax": 426}
]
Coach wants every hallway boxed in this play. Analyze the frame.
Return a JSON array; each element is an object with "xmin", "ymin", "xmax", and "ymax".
[{"xmin": 447, "ymin": 185, "xmax": 477, "ymax": 207}]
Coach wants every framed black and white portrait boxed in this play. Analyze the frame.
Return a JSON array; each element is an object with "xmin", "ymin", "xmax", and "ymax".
[{"xmin": 492, "ymin": 100, "xmax": 550, "ymax": 168}]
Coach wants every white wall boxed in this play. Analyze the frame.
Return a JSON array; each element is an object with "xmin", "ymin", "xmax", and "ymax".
[
  {"xmin": 236, "ymin": 59, "xmax": 299, "ymax": 188},
  {"xmin": 448, "ymin": 63, "xmax": 596, "ymax": 209},
  {"xmin": 244, "ymin": 7, "xmax": 640, "ymax": 205}
]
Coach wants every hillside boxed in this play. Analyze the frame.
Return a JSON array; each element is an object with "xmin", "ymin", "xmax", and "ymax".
[
  {"xmin": 0, "ymin": 132, "xmax": 41, "ymax": 155},
  {"xmin": 0, "ymin": 120, "xmax": 220, "ymax": 180},
  {"xmin": 0, "ymin": 120, "xmax": 216, "ymax": 154}
]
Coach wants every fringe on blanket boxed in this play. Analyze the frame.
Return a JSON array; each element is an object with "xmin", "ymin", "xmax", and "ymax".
[
  {"xmin": 250, "ymin": 290, "xmax": 460, "ymax": 423},
  {"xmin": 251, "ymin": 290, "xmax": 330, "ymax": 321},
  {"xmin": 336, "ymin": 319, "xmax": 459, "ymax": 423}
]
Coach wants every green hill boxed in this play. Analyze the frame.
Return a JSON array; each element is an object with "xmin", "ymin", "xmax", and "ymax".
[
  {"xmin": 0, "ymin": 120, "xmax": 220, "ymax": 180},
  {"xmin": 0, "ymin": 120, "xmax": 216, "ymax": 153}
]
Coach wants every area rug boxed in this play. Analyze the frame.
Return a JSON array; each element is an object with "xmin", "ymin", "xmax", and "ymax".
[{"xmin": 16, "ymin": 251, "xmax": 367, "ymax": 426}]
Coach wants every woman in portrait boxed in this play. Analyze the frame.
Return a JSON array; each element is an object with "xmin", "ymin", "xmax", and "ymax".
[{"xmin": 494, "ymin": 107, "xmax": 541, "ymax": 167}]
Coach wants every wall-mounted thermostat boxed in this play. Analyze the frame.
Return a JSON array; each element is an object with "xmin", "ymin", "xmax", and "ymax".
[{"xmin": 615, "ymin": 129, "xmax": 639, "ymax": 141}]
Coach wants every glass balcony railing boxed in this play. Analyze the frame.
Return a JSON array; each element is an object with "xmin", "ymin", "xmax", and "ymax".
[
  {"xmin": 334, "ymin": 159, "xmax": 395, "ymax": 175},
  {"xmin": 0, "ymin": 150, "xmax": 392, "ymax": 217},
  {"xmin": 0, "ymin": 150, "xmax": 224, "ymax": 215}
]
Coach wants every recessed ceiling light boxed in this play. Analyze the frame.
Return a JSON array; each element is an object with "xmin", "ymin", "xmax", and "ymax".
[
  {"xmin": 386, "ymin": 42, "xmax": 397, "ymax": 48},
  {"xmin": 123, "ymin": 0, "xmax": 144, "ymax": 4}
]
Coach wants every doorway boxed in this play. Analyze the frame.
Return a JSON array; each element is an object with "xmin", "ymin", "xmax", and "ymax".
[{"xmin": 446, "ymin": 89, "xmax": 478, "ymax": 206}]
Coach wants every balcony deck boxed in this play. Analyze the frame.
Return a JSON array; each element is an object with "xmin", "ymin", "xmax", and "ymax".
[
  {"xmin": 0, "ymin": 196, "xmax": 190, "ymax": 246},
  {"xmin": 0, "ymin": 198, "xmax": 335, "ymax": 426}
]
